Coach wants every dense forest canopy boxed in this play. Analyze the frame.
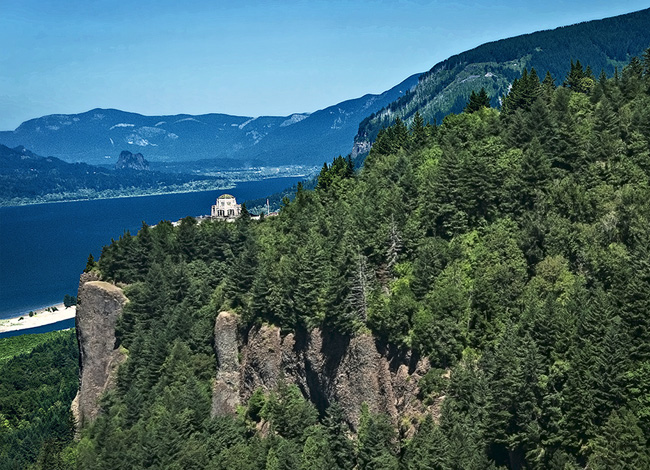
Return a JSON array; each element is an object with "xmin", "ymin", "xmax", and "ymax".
[
  {"xmin": 0, "ymin": 331, "xmax": 78, "ymax": 470},
  {"xmin": 6, "ymin": 49, "xmax": 650, "ymax": 469},
  {"xmin": 58, "ymin": 49, "xmax": 650, "ymax": 470}
]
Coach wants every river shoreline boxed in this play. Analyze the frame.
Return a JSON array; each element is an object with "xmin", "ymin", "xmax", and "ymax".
[
  {"xmin": 0, "ymin": 182, "xmax": 236, "ymax": 208},
  {"xmin": 1, "ymin": 176, "xmax": 306, "ymax": 319},
  {"xmin": 0, "ymin": 303, "xmax": 76, "ymax": 333},
  {"xmin": 0, "ymin": 172, "xmax": 312, "ymax": 208}
]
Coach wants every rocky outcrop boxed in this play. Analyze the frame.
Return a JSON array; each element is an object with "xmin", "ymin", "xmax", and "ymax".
[
  {"xmin": 73, "ymin": 277, "xmax": 128, "ymax": 428},
  {"xmin": 213, "ymin": 312, "xmax": 431, "ymax": 432},
  {"xmin": 211, "ymin": 312, "xmax": 241, "ymax": 416},
  {"xmin": 74, "ymin": 298, "xmax": 430, "ymax": 434},
  {"xmin": 115, "ymin": 150, "xmax": 149, "ymax": 171},
  {"xmin": 350, "ymin": 139, "xmax": 371, "ymax": 160}
]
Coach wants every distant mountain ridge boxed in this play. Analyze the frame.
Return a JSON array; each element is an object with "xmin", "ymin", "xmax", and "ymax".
[
  {"xmin": 2, "ymin": 9, "xmax": 648, "ymax": 173},
  {"xmin": 353, "ymin": 7, "xmax": 650, "ymax": 154},
  {"xmin": 0, "ymin": 144, "xmax": 229, "ymax": 206},
  {"xmin": 0, "ymin": 74, "xmax": 419, "ymax": 167}
]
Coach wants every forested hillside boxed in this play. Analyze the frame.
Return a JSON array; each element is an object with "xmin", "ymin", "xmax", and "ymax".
[
  {"xmin": 354, "ymin": 7, "xmax": 650, "ymax": 151},
  {"xmin": 0, "ymin": 331, "xmax": 78, "ymax": 470},
  {"xmin": 57, "ymin": 50, "xmax": 650, "ymax": 469}
]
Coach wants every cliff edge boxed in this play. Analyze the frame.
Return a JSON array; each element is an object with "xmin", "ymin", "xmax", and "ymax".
[
  {"xmin": 212, "ymin": 311, "xmax": 431, "ymax": 433},
  {"xmin": 73, "ymin": 301, "xmax": 432, "ymax": 435},
  {"xmin": 72, "ymin": 274, "xmax": 128, "ymax": 428}
]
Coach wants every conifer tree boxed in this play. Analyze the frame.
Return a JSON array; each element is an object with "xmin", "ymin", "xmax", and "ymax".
[
  {"xmin": 402, "ymin": 415, "xmax": 450, "ymax": 470},
  {"xmin": 503, "ymin": 68, "xmax": 541, "ymax": 114},
  {"xmin": 240, "ymin": 202, "xmax": 250, "ymax": 219},
  {"xmin": 542, "ymin": 71, "xmax": 556, "ymax": 99},
  {"xmin": 464, "ymin": 88, "xmax": 491, "ymax": 113},
  {"xmin": 301, "ymin": 427, "xmax": 336, "ymax": 470},
  {"xmin": 392, "ymin": 117, "xmax": 409, "ymax": 148},
  {"xmin": 357, "ymin": 405, "xmax": 398, "ymax": 470},
  {"xmin": 317, "ymin": 162, "xmax": 330, "ymax": 190},
  {"xmin": 84, "ymin": 253, "xmax": 97, "ymax": 273},
  {"xmin": 323, "ymin": 403, "xmax": 355, "ymax": 470},
  {"xmin": 643, "ymin": 47, "xmax": 650, "ymax": 77},
  {"xmin": 410, "ymin": 111, "xmax": 428, "ymax": 148},
  {"xmin": 564, "ymin": 60, "xmax": 594, "ymax": 93},
  {"xmin": 587, "ymin": 408, "xmax": 650, "ymax": 470}
]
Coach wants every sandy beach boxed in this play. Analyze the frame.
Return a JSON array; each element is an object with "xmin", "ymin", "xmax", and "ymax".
[{"xmin": 0, "ymin": 303, "xmax": 76, "ymax": 333}]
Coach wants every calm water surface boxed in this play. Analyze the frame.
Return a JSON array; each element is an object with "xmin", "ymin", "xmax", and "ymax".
[
  {"xmin": 0, "ymin": 177, "xmax": 301, "ymax": 320},
  {"xmin": 0, "ymin": 318, "xmax": 76, "ymax": 339}
]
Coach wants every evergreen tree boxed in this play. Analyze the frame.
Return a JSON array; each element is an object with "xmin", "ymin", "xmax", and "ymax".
[
  {"xmin": 84, "ymin": 253, "xmax": 97, "ymax": 272},
  {"xmin": 563, "ymin": 60, "xmax": 594, "ymax": 93},
  {"xmin": 357, "ymin": 405, "xmax": 398, "ymax": 470},
  {"xmin": 503, "ymin": 68, "xmax": 541, "ymax": 114},
  {"xmin": 587, "ymin": 408, "xmax": 650, "ymax": 470},
  {"xmin": 402, "ymin": 415, "xmax": 450, "ymax": 470},
  {"xmin": 323, "ymin": 403, "xmax": 355, "ymax": 470},
  {"xmin": 541, "ymin": 71, "xmax": 556, "ymax": 100},
  {"xmin": 643, "ymin": 46, "xmax": 650, "ymax": 77},
  {"xmin": 410, "ymin": 111, "xmax": 428, "ymax": 148},
  {"xmin": 465, "ymin": 88, "xmax": 491, "ymax": 113}
]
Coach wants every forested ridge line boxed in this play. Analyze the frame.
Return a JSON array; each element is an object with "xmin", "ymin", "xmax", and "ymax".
[
  {"xmin": 43, "ymin": 49, "xmax": 650, "ymax": 469},
  {"xmin": 355, "ymin": 7, "xmax": 650, "ymax": 146}
]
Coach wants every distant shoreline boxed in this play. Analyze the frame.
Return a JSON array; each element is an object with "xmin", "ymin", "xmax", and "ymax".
[
  {"xmin": 0, "ymin": 173, "xmax": 310, "ymax": 208},
  {"xmin": 0, "ymin": 183, "xmax": 236, "ymax": 208},
  {"xmin": 0, "ymin": 303, "xmax": 76, "ymax": 333}
]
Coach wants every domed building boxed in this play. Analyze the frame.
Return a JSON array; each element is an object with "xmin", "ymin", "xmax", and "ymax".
[{"xmin": 211, "ymin": 194, "xmax": 241, "ymax": 219}]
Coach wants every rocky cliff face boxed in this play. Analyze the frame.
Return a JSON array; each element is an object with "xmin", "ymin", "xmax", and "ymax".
[
  {"xmin": 350, "ymin": 139, "xmax": 371, "ymax": 160},
  {"xmin": 72, "ymin": 274, "xmax": 128, "ymax": 428},
  {"xmin": 212, "ymin": 311, "xmax": 431, "ymax": 433},
  {"xmin": 73, "ymin": 294, "xmax": 431, "ymax": 434},
  {"xmin": 115, "ymin": 150, "xmax": 150, "ymax": 171},
  {"xmin": 211, "ymin": 311, "xmax": 242, "ymax": 417}
]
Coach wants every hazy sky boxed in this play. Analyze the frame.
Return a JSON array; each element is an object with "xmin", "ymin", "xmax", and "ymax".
[{"xmin": 1, "ymin": 1, "xmax": 648, "ymax": 130}]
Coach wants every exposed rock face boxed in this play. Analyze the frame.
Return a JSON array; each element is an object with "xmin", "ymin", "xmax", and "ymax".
[
  {"xmin": 213, "ymin": 312, "xmax": 430, "ymax": 432},
  {"xmin": 78, "ymin": 270, "xmax": 100, "ymax": 289},
  {"xmin": 75, "ymin": 305, "xmax": 430, "ymax": 434},
  {"xmin": 240, "ymin": 323, "xmax": 284, "ymax": 395},
  {"xmin": 73, "ymin": 278, "xmax": 128, "ymax": 428},
  {"xmin": 115, "ymin": 150, "xmax": 149, "ymax": 171},
  {"xmin": 211, "ymin": 312, "xmax": 241, "ymax": 416},
  {"xmin": 351, "ymin": 139, "xmax": 371, "ymax": 160}
]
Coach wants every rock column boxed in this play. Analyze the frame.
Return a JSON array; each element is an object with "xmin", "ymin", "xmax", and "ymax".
[
  {"xmin": 72, "ymin": 279, "xmax": 128, "ymax": 428},
  {"xmin": 211, "ymin": 311, "xmax": 241, "ymax": 416}
]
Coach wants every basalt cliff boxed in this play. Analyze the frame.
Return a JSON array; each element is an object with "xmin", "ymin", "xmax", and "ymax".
[
  {"xmin": 72, "ymin": 273, "xmax": 129, "ymax": 428},
  {"xmin": 73, "ymin": 276, "xmax": 433, "ymax": 434},
  {"xmin": 212, "ymin": 311, "xmax": 433, "ymax": 432}
]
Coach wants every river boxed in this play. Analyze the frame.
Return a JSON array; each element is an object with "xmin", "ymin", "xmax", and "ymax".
[{"xmin": 0, "ymin": 177, "xmax": 301, "ymax": 320}]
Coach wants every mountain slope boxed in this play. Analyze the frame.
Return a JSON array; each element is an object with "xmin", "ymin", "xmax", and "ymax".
[
  {"xmin": 67, "ymin": 51, "xmax": 650, "ymax": 469},
  {"xmin": 0, "ymin": 74, "xmax": 419, "ymax": 167},
  {"xmin": 0, "ymin": 144, "xmax": 228, "ymax": 205},
  {"xmin": 353, "ymin": 7, "xmax": 650, "ymax": 153}
]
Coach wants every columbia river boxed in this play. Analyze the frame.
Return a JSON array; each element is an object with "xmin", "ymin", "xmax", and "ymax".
[{"xmin": 0, "ymin": 177, "xmax": 302, "ymax": 320}]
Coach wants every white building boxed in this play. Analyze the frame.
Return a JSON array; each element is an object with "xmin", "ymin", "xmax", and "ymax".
[{"xmin": 211, "ymin": 194, "xmax": 241, "ymax": 219}]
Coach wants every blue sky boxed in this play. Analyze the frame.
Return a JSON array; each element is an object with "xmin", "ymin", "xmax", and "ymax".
[{"xmin": 1, "ymin": 1, "xmax": 648, "ymax": 130}]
